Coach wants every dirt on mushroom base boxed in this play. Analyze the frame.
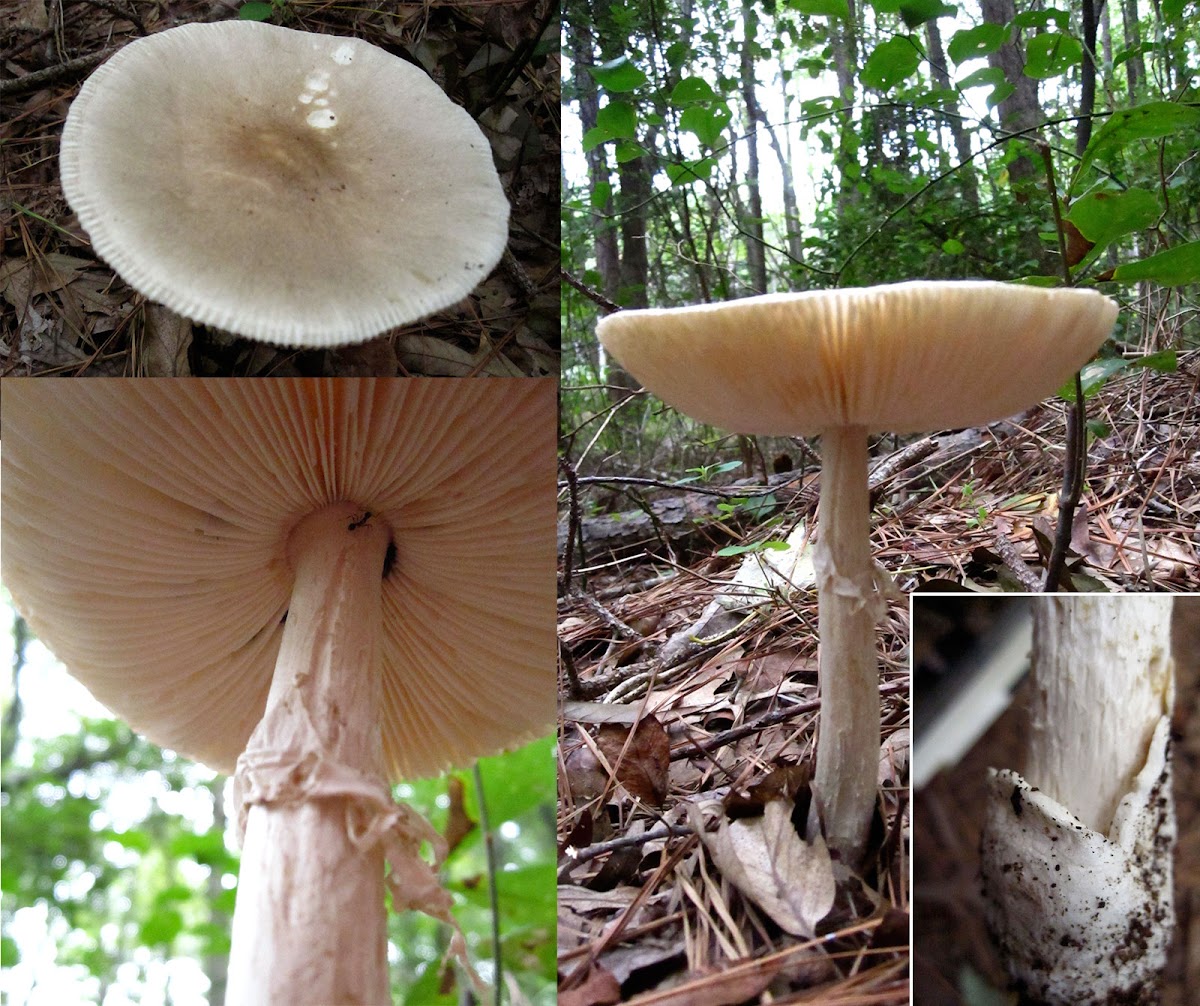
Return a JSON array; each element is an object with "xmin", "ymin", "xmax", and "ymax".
[
  {"xmin": 914, "ymin": 597, "xmax": 1200, "ymax": 1006},
  {"xmin": 0, "ymin": 0, "xmax": 559, "ymax": 376},
  {"xmin": 557, "ymin": 556, "xmax": 910, "ymax": 1003}
]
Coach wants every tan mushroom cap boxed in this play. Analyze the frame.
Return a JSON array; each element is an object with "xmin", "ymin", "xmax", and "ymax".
[
  {"xmin": 0, "ymin": 379, "xmax": 555, "ymax": 780},
  {"xmin": 59, "ymin": 21, "xmax": 510, "ymax": 347},
  {"xmin": 597, "ymin": 281, "xmax": 1118, "ymax": 435}
]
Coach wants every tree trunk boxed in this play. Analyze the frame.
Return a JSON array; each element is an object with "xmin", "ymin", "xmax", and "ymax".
[
  {"xmin": 981, "ymin": 596, "xmax": 1175, "ymax": 1006},
  {"xmin": 830, "ymin": 0, "xmax": 861, "ymax": 217},
  {"xmin": 1076, "ymin": 0, "xmax": 1099, "ymax": 156},
  {"xmin": 924, "ymin": 15, "xmax": 980, "ymax": 208},
  {"xmin": 1120, "ymin": 0, "xmax": 1145, "ymax": 96},
  {"xmin": 980, "ymin": 0, "xmax": 1051, "ymax": 270},
  {"xmin": 740, "ymin": 0, "xmax": 767, "ymax": 294}
]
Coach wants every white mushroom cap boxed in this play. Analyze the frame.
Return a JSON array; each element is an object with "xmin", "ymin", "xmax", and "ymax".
[
  {"xmin": 59, "ymin": 21, "xmax": 510, "ymax": 347},
  {"xmin": 596, "ymin": 281, "xmax": 1118, "ymax": 435},
  {"xmin": 0, "ymin": 378, "xmax": 555, "ymax": 779}
]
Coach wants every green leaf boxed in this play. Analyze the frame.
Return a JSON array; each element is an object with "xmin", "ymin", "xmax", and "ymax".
[
  {"xmin": 860, "ymin": 36, "xmax": 921, "ymax": 92},
  {"xmin": 468, "ymin": 735, "xmax": 555, "ymax": 825},
  {"xmin": 1012, "ymin": 8, "xmax": 1070, "ymax": 30},
  {"xmin": 956, "ymin": 65, "xmax": 1013, "ymax": 108},
  {"xmin": 0, "ymin": 936, "xmax": 18, "ymax": 968},
  {"xmin": 236, "ymin": 2, "xmax": 275, "ymax": 20},
  {"xmin": 1073, "ymin": 102, "xmax": 1200, "ymax": 188},
  {"xmin": 1057, "ymin": 357, "xmax": 1128, "ymax": 402},
  {"xmin": 1131, "ymin": 349, "xmax": 1177, "ymax": 373},
  {"xmin": 942, "ymin": 238, "xmax": 965, "ymax": 255},
  {"xmin": 665, "ymin": 158, "xmax": 716, "ymax": 185},
  {"xmin": 958, "ymin": 66, "xmax": 1005, "ymax": 90},
  {"xmin": 986, "ymin": 82, "xmax": 1015, "ymax": 108},
  {"xmin": 670, "ymin": 78, "xmax": 717, "ymax": 105},
  {"xmin": 898, "ymin": 0, "xmax": 957, "ymax": 28},
  {"xmin": 680, "ymin": 103, "xmax": 731, "ymax": 148},
  {"xmin": 1112, "ymin": 240, "xmax": 1200, "ymax": 286},
  {"xmin": 948, "ymin": 23, "xmax": 1008, "ymax": 63},
  {"xmin": 1065, "ymin": 188, "xmax": 1160, "ymax": 246},
  {"xmin": 614, "ymin": 141, "xmax": 644, "ymax": 163},
  {"xmin": 588, "ymin": 56, "xmax": 647, "ymax": 92},
  {"xmin": 1023, "ymin": 32, "xmax": 1083, "ymax": 79},
  {"xmin": 788, "ymin": 0, "xmax": 851, "ymax": 19},
  {"xmin": 581, "ymin": 126, "xmax": 612, "ymax": 153},
  {"xmin": 590, "ymin": 180, "xmax": 612, "ymax": 209},
  {"xmin": 140, "ymin": 907, "xmax": 184, "ymax": 948},
  {"xmin": 716, "ymin": 541, "xmax": 790, "ymax": 556},
  {"xmin": 596, "ymin": 101, "xmax": 637, "ymax": 140},
  {"xmin": 665, "ymin": 41, "xmax": 690, "ymax": 70}
]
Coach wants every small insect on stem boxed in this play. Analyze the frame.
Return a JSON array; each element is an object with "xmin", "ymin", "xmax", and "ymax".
[
  {"xmin": 347, "ymin": 511, "xmax": 373, "ymax": 531},
  {"xmin": 1010, "ymin": 785, "xmax": 1023, "ymax": 817}
]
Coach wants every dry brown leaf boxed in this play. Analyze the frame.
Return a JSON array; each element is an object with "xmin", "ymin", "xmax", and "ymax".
[
  {"xmin": 443, "ymin": 776, "xmax": 475, "ymax": 855},
  {"xmin": 562, "ymin": 740, "xmax": 608, "ymax": 806},
  {"xmin": 626, "ymin": 957, "xmax": 782, "ymax": 1006},
  {"xmin": 140, "ymin": 304, "xmax": 192, "ymax": 376},
  {"xmin": 395, "ymin": 333, "xmax": 523, "ymax": 376},
  {"xmin": 559, "ymin": 964, "xmax": 622, "ymax": 1006},
  {"xmin": 596, "ymin": 716, "xmax": 670, "ymax": 807},
  {"xmin": 695, "ymin": 799, "xmax": 835, "ymax": 937}
]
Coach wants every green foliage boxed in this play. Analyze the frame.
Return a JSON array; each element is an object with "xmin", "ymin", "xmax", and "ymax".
[
  {"xmin": 861, "ymin": 36, "xmax": 922, "ymax": 93},
  {"xmin": 947, "ymin": 24, "xmax": 1009, "ymax": 63},
  {"xmin": 1112, "ymin": 241, "xmax": 1200, "ymax": 286},
  {"xmin": 1022, "ymin": 32, "xmax": 1083, "ymax": 79},
  {"xmin": 716, "ymin": 539, "xmax": 791, "ymax": 557},
  {"xmin": 1066, "ymin": 188, "xmax": 1160, "ymax": 247},
  {"xmin": 236, "ymin": 1, "xmax": 280, "ymax": 21},
  {"xmin": 788, "ymin": 0, "xmax": 850, "ymax": 20},
  {"xmin": 1071, "ymin": 102, "xmax": 1200, "ymax": 192},
  {"xmin": 678, "ymin": 459, "xmax": 743, "ymax": 484},
  {"xmin": 587, "ymin": 56, "xmax": 647, "ymax": 92}
]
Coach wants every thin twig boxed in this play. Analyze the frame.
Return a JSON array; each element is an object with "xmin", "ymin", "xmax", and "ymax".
[
  {"xmin": 0, "ymin": 51, "xmax": 109, "ymax": 96},
  {"xmin": 471, "ymin": 764, "xmax": 503, "ymax": 1006},
  {"xmin": 1036, "ymin": 141, "xmax": 1089, "ymax": 593}
]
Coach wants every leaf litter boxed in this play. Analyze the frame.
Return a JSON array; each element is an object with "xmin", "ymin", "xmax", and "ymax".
[{"xmin": 558, "ymin": 549, "xmax": 910, "ymax": 1004}]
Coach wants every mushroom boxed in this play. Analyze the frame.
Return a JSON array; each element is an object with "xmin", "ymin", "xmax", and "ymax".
[
  {"xmin": 980, "ymin": 596, "xmax": 1174, "ymax": 1005},
  {"xmin": 59, "ymin": 21, "xmax": 510, "ymax": 347},
  {"xmin": 0, "ymin": 377, "xmax": 556, "ymax": 1004},
  {"xmin": 597, "ymin": 280, "xmax": 1118, "ymax": 862}
]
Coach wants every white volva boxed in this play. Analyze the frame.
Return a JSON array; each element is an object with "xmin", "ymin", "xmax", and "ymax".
[{"xmin": 981, "ymin": 596, "xmax": 1175, "ymax": 1006}]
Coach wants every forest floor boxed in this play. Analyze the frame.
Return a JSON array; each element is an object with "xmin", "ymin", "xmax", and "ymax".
[
  {"xmin": 558, "ymin": 557, "xmax": 911, "ymax": 1006},
  {"xmin": 1, "ymin": 0, "xmax": 559, "ymax": 376}
]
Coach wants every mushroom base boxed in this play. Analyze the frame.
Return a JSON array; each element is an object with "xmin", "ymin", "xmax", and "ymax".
[{"xmin": 981, "ymin": 717, "xmax": 1175, "ymax": 1006}]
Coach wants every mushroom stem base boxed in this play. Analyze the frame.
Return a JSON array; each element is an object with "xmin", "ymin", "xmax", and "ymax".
[
  {"xmin": 813, "ymin": 426, "xmax": 881, "ymax": 865},
  {"xmin": 227, "ymin": 502, "xmax": 391, "ymax": 1006}
]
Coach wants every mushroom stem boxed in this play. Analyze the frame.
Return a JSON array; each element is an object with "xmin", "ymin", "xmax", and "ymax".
[
  {"xmin": 813, "ymin": 425, "xmax": 880, "ymax": 864},
  {"xmin": 981, "ymin": 596, "xmax": 1175, "ymax": 1005},
  {"xmin": 227, "ymin": 502, "xmax": 392, "ymax": 1006}
]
